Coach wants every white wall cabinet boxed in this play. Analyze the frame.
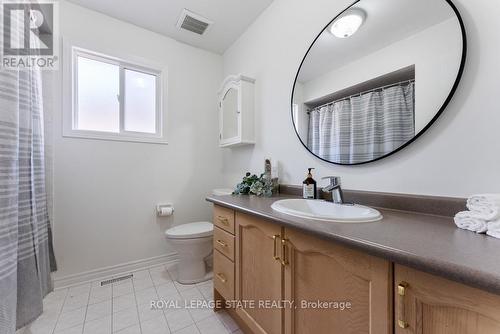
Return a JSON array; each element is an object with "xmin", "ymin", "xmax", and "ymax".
[{"xmin": 218, "ymin": 74, "xmax": 255, "ymax": 147}]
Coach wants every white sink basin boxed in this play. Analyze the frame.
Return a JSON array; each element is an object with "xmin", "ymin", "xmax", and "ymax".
[{"xmin": 271, "ymin": 199, "xmax": 382, "ymax": 223}]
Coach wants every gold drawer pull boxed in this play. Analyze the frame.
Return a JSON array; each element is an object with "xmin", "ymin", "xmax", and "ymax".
[
  {"xmin": 216, "ymin": 273, "xmax": 227, "ymax": 283},
  {"xmin": 216, "ymin": 239, "xmax": 228, "ymax": 247},
  {"xmin": 272, "ymin": 235, "xmax": 280, "ymax": 261},
  {"xmin": 398, "ymin": 282, "xmax": 409, "ymax": 329},
  {"xmin": 217, "ymin": 216, "xmax": 229, "ymax": 225},
  {"xmin": 281, "ymin": 238, "xmax": 289, "ymax": 266}
]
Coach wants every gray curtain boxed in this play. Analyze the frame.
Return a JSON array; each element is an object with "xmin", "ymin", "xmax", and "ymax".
[
  {"xmin": 0, "ymin": 66, "xmax": 57, "ymax": 332},
  {"xmin": 308, "ymin": 82, "xmax": 415, "ymax": 164}
]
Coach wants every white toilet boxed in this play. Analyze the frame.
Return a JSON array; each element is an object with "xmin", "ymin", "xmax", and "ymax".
[{"xmin": 165, "ymin": 222, "xmax": 213, "ymax": 284}]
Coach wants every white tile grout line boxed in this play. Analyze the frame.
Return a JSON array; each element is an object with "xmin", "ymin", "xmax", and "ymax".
[
  {"xmin": 148, "ymin": 265, "xmax": 174, "ymax": 334},
  {"xmin": 130, "ymin": 275, "xmax": 144, "ymax": 334},
  {"xmin": 193, "ymin": 280, "xmax": 237, "ymax": 334},
  {"xmin": 111, "ymin": 283, "xmax": 114, "ymax": 333},
  {"xmin": 50, "ymin": 287, "xmax": 69, "ymax": 334},
  {"xmin": 80, "ymin": 284, "xmax": 92, "ymax": 334},
  {"xmin": 174, "ymin": 276, "xmax": 200, "ymax": 333},
  {"xmin": 192, "ymin": 286, "xmax": 209, "ymax": 334},
  {"xmin": 189, "ymin": 280, "xmax": 231, "ymax": 334}
]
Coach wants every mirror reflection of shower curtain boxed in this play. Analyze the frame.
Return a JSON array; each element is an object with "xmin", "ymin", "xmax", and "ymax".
[{"xmin": 307, "ymin": 82, "xmax": 415, "ymax": 164}]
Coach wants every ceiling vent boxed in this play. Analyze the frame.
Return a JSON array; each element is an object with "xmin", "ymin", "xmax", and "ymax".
[{"xmin": 176, "ymin": 9, "xmax": 213, "ymax": 36}]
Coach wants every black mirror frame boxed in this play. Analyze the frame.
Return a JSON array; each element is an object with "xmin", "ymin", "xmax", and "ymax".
[{"xmin": 290, "ymin": 0, "xmax": 467, "ymax": 166}]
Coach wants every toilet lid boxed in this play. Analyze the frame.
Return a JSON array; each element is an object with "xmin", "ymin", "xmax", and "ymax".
[{"xmin": 165, "ymin": 222, "xmax": 213, "ymax": 239}]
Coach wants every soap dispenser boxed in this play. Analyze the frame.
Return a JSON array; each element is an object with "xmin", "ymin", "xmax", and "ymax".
[{"xmin": 303, "ymin": 168, "xmax": 317, "ymax": 199}]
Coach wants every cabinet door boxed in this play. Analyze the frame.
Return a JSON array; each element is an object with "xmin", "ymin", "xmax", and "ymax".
[
  {"xmin": 395, "ymin": 265, "xmax": 500, "ymax": 334},
  {"xmin": 220, "ymin": 86, "xmax": 240, "ymax": 143},
  {"xmin": 283, "ymin": 228, "xmax": 392, "ymax": 334},
  {"xmin": 235, "ymin": 212, "xmax": 283, "ymax": 334}
]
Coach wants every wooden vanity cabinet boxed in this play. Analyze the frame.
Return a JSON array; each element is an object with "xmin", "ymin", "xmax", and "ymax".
[
  {"xmin": 283, "ymin": 228, "xmax": 392, "ymax": 334},
  {"xmin": 395, "ymin": 265, "xmax": 500, "ymax": 334},
  {"xmin": 213, "ymin": 205, "xmax": 500, "ymax": 334},
  {"xmin": 213, "ymin": 206, "xmax": 236, "ymax": 301},
  {"xmin": 213, "ymin": 205, "xmax": 392, "ymax": 334},
  {"xmin": 234, "ymin": 212, "xmax": 284, "ymax": 334}
]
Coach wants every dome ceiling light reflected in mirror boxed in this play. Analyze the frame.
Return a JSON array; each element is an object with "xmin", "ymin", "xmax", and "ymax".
[
  {"xmin": 291, "ymin": 0, "xmax": 466, "ymax": 165},
  {"xmin": 330, "ymin": 8, "xmax": 366, "ymax": 38}
]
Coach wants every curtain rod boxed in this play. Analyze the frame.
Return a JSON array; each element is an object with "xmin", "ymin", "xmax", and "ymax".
[{"xmin": 307, "ymin": 79, "xmax": 415, "ymax": 113}]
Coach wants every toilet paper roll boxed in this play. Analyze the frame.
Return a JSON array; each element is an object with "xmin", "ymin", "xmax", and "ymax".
[{"xmin": 159, "ymin": 207, "xmax": 173, "ymax": 216}]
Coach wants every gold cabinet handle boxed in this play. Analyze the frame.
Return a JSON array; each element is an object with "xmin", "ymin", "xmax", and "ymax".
[
  {"xmin": 398, "ymin": 282, "xmax": 409, "ymax": 329},
  {"xmin": 216, "ymin": 239, "xmax": 227, "ymax": 247},
  {"xmin": 272, "ymin": 235, "xmax": 280, "ymax": 261},
  {"xmin": 281, "ymin": 238, "xmax": 289, "ymax": 266},
  {"xmin": 217, "ymin": 216, "xmax": 229, "ymax": 225},
  {"xmin": 216, "ymin": 273, "xmax": 227, "ymax": 283}
]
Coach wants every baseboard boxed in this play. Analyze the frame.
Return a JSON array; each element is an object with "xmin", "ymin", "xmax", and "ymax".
[{"xmin": 53, "ymin": 252, "xmax": 179, "ymax": 289}]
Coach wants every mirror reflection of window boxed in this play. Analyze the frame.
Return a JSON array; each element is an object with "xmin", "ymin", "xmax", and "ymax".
[{"xmin": 292, "ymin": 104, "xmax": 299, "ymax": 133}]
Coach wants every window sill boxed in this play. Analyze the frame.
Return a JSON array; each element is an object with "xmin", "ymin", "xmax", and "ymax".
[{"xmin": 62, "ymin": 131, "xmax": 168, "ymax": 145}]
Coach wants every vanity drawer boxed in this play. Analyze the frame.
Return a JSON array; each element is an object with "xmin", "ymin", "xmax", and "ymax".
[
  {"xmin": 214, "ymin": 227, "xmax": 235, "ymax": 261},
  {"xmin": 213, "ymin": 205, "xmax": 235, "ymax": 234},
  {"xmin": 214, "ymin": 249, "xmax": 234, "ymax": 301}
]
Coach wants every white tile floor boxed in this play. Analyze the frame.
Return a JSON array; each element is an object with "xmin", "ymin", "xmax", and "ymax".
[{"xmin": 18, "ymin": 265, "xmax": 242, "ymax": 334}]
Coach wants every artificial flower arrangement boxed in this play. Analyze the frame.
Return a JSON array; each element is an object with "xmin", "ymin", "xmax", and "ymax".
[{"xmin": 233, "ymin": 172, "xmax": 274, "ymax": 197}]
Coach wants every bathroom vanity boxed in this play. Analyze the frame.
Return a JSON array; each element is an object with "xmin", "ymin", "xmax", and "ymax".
[
  {"xmin": 209, "ymin": 3, "xmax": 473, "ymax": 332},
  {"xmin": 207, "ymin": 191, "xmax": 500, "ymax": 334}
]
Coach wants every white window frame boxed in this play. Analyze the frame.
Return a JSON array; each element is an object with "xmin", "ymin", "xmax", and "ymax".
[
  {"xmin": 292, "ymin": 103, "xmax": 299, "ymax": 133},
  {"xmin": 63, "ymin": 44, "xmax": 168, "ymax": 144}
]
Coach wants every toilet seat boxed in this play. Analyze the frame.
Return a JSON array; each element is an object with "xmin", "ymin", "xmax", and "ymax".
[{"xmin": 165, "ymin": 222, "xmax": 213, "ymax": 239}]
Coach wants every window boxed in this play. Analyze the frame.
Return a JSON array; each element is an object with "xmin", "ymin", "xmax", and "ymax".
[
  {"xmin": 64, "ymin": 47, "xmax": 165, "ymax": 144},
  {"xmin": 292, "ymin": 103, "xmax": 299, "ymax": 133}
]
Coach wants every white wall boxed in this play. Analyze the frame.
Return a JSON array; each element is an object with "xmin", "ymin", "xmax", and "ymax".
[
  {"xmin": 300, "ymin": 18, "xmax": 461, "ymax": 133},
  {"xmin": 222, "ymin": 0, "xmax": 500, "ymax": 197},
  {"xmin": 51, "ymin": 1, "xmax": 223, "ymax": 279}
]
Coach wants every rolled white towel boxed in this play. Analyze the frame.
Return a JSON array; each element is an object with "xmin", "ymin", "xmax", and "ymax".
[
  {"xmin": 466, "ymin": 194, "xmax": 500, "ymax": 221},
  {"xmin": 487, "ymin": 220, "xmax": 500, "ymax": 239},
  {"xmin": 454, "ymin": 211, "xmax": 488, "ymax": 233}
]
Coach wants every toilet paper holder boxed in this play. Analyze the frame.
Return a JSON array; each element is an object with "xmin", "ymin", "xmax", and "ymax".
[{"xmin": 156, "ymin": 203, "xmax": 174, "ymax": 216}]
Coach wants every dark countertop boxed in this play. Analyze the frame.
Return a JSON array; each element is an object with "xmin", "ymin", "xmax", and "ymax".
[{"xmin": 206, "ymin": 193, "xmax": 500, "ymax": 295}]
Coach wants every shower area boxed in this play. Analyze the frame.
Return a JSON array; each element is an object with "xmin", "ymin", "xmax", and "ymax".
[{"xmin": 0, "ymin": 4, "xmax": 57, "ymax": 333}]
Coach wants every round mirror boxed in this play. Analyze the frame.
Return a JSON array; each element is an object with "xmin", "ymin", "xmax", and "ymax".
[{"xmin": 291, "ymin": 0, "xmax": 466, "ymax": 165}]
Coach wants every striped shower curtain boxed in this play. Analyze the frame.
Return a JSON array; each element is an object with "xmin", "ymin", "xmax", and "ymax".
[
  {"xmin": 0, "ymin": 67, "xmax": 57, "ymax": 332},
  {"xmin": 308, "ymin": 83, "xmax": 415, "ymax": 164}
]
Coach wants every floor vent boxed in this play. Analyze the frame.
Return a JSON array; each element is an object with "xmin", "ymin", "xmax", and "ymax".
[
  {"xmin": 100, "ymin": 274, "xmax": 133, "ymax": 286},
  {"xmin": 176, "ymin": 9, "xmax": 213, "ymax": 35}
]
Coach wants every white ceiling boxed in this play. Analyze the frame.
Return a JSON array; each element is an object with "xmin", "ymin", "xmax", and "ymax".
[
  {"xmin": 298, "ymin": 0, "xmax": 457, "ymax": 83},
  {"xmin": 65, "ymin": 0, "xmax": 274, "ymax": 54}
]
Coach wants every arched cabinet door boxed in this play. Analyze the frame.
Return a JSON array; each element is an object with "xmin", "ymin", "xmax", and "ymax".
[
  {"xmin": 283, "ymin": 228, "xmax": 392, "ymax": 334},
  {"xmin": 395, "ymin": 265, "xmax": 500, "ymax": 334},
  {"xmin": 218, "ymin": 75, "xmax": 255, "ymax": 147},
  {"xmin": 234, "ymin": 212, "xmax": 283, "ymax": 334}
]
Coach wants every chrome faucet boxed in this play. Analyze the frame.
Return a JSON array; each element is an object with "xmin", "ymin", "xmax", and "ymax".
[{"xmin": 322, "ymin": 176, "xmax": 344, "ymax": 204}]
